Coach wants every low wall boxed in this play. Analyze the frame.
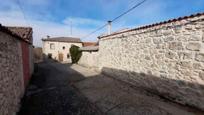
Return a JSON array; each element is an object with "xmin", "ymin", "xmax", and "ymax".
[
  {"xmin": 34, "ymin": 47, "xmax": 43, "ymax": 63},
  {"xmin": 78, "ymin": 51, "xmax": 99, "ymax": 69},
  {"xmin": 0, "ymin": 31, "xmax": 24, "ymax": 115},
  {"xmin": 99, "ymin": 15, "xmax": 204, "ymax": 110}
]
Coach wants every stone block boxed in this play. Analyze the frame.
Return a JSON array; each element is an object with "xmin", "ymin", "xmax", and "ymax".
[
  {"xmin": 162, "ymin": 29, "xmax": 172, "ymax": 35},
  {"xmin": 145, "ymin": 56, "xmax": 151, "ymax": 60},
  {"xmin": 195, "ymin": 53, "xmax": 204, "ymax": 62},
  {"xmin": 186, "ymin": 42, "xmax": 201, "ymax": 51},
  {"xmin": 189, "ymin": 35, "xmax": 201, "ymax": 41},
  {"xmin": 179, "ymin": 61, "xmax": 192, "ymax": 68},
  {"xmin": 195, "ymin": 25, "xmax": 202, "ymax": 29},
  {"xmin": 169, "ymin": 42, "xmax": 183, "ymax": 50},
  {"xmin": 193, "ymin": 63, "xmax": 204, "ymax": 70},
  {"xmin": 165, "ymin": 51, "xmax": 175, "ymax": 59},
  {"xmin": 164, "ymin": 36, "xmax": 174, "ymax": 42},
  {"xmin": 199, "ymin": 72, "xmax": 204, "ymax": 81},
  {"xmin": 178, "ymin": 52, "xmax": 193, "ymax": 60},
  {"xmin": 185, "ymin": 25, "xmax": 193, "ymax": 30},
  {"xmin": 202, "ymin": 31, "xmax": 204, "ymax": 42},
  {"xmin": 153, "ymin": 38, "xmax": 162, "ymax": 44}
]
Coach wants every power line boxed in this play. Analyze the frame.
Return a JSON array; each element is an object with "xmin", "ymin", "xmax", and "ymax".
[
  {"xmin": 111, "ymin": 0, "xmax": 147, "ymax": 22},
  {"xmin": 82, "ymin": 0, "xmax": 147, "ymax": 39},
  {"xmin": 82, "ymin": 23, "xmax": 108, "ymax": 39}
]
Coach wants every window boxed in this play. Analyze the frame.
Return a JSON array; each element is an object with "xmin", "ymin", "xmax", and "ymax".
[
  {"xmin": 48, "ymin": 53, "xmax": 52, "ymax": 59},
  {"xmin": 62, "ymin": 46, "xmax": 65, "ymax": 50},
  {"xmin": 67, "ymin": 53, "xmax": 70, "ymax": 59},
  {"xmin": 50, "ymin": 43, "xmax": 55, "ymax": 50}
]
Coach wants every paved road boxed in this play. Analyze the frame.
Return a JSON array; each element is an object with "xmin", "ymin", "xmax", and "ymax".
[
  {"xmin": 18, "ymin": 60, "xmax": 103, "ymax": 115},
  {"xmin": 18, "ymin": 60, "xmax": 204, "ymax": 115},
  {"xmin": 72, "ymin": 65, "xmax": 204, "ymax": 115}
]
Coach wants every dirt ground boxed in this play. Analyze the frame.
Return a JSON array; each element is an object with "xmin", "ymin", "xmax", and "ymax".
[{"xmin": 18, "ymin": 60, "xmax": 204, "ymax": 115}]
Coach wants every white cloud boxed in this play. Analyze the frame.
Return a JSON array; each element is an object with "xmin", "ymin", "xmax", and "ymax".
[
  {"xmin": 0, "ymin": 10, "xmax": 105, "ymax": 47},
  {"xmin": 0, "ymin": 0, "xmax": 178, "ymax": 47},
  {"xmin": 63, "ymin": 17, "xmax": 105, "ymax": 27},
  {"xmin": 0, "ymin": 0, "xmax": 164, "ymax": 47}
]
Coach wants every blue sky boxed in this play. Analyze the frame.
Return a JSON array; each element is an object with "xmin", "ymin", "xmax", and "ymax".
[{"xmin": 0, "ymin": 0, "xmax": 204, "ymax": 46}]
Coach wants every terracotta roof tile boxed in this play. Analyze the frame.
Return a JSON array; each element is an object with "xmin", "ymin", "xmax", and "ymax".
[
  {"xmin": 42, "ymin": 37, "xmax": 82, "ymax": 43},
  {"xmin": 79, "ymin": 46, "xmax": 99, "ymax": 51},
  {"xmin": 82, "ymin": 42, "xmax": 97, "ymax": 47},
  {"xmin": 6, "ymin": 26, "xmax": 33, "ymax": 43},
  {"xmin": 99, "ymin": 12, "xmax": 204, "ymax": 39},
  {"xmin": 0, "ymin": 24, "xmax": 33, "ymax": 44}
]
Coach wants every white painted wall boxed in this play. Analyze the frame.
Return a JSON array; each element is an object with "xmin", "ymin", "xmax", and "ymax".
[
  {"xmin": 42, "ymin": 41, "xmax": 82, "ymax": 62},
  {"xmin": 78, "ymin": 51, "xmax": 99, "ymax": 69}
]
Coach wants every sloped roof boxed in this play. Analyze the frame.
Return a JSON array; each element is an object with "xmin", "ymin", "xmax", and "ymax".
[
  {"xmin": 0, "ymin": 24, "xmax": 33, "ymax": 44},
  {"xmin": 42, "ymin": 37, "xmax": 82, "ymax": 43},
  {"xmin": 82, "ymin": 42, "xmax": 97, "ymax": 47},
  {"xmin": 99, "ymin": 12, "xmax": 204, "ymax": 39},
  {"xmin": 79, "ymin": 46, "xmax": 99, "ymax": 51},
  {"xmin": 7, "ymin": 26, "xmax": 33, "ymax": 43}
]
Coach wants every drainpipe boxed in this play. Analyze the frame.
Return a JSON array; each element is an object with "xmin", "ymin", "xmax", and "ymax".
[{"xmin": 107, "ymin": 21, "xmax": 112, "ymax": 35}]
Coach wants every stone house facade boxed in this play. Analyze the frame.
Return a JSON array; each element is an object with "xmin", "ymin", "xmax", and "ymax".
[
  {"xmin": 97, "ymin": 13, "xmax": 204, "ymax": 110},
  {"xmin": 42, "ymin": 37, "xmax": 82, "ymax": 63},
  {"xmin": 0, "ymin": 24, "xmax": 33, "ymax": 115}
]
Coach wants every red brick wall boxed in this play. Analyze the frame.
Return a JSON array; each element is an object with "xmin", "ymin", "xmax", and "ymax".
[{"xmin": 21, "ymin": 42, "xmax": 30, "ymax": 87}]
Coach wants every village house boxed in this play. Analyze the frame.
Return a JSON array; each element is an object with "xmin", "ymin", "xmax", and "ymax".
[{"xmin": 42, "ymin": 36, "xmax": 82, "ymax": 62}]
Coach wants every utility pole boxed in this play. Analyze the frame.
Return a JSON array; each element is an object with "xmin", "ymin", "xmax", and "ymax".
[{"xmin": 107, "ymin": 21, "xmax": 112, "ymax": 35}]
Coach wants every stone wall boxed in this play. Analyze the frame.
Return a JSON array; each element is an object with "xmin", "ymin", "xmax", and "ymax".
[
  {"xmin": 99, "ymin": 15, "xmax": 204, "ymax": 110},
  {"xmin": 78, "ymin": 51, "xmax": 99, "ymax": 70},
  {"xmin": 0, "ymin": 31, "xmax": 24, "ymax": 115}
]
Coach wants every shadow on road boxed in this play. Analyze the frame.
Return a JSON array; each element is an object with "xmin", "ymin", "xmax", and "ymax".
[
  {"xmin": 18, "ymin": 59, "xmax": 103, "ymax": 115},
  {"xmin": 18, "ymin": 59, "xmax": 204, "ymax": 115}
]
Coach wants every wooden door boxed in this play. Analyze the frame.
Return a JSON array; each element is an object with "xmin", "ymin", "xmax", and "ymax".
[{"xmin": 58, "ymin": 53, "xmax": 63, "ymax": 62}]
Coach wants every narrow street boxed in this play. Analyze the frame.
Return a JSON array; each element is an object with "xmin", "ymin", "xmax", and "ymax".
[
  {"xmin": 18, "ymin": 60, "xmax": 102, "ymax": 115},
  {"xmin": 18, "ymin": 60, "xmax": 204, "ymax": 115}
]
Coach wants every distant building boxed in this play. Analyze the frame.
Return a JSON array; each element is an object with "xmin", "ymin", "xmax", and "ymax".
[
  {"xmin": 34, "ymin": 47, "xmax": 43, "ymax": 63},
  {"xmin": 82, "ymin": 42, "xmax": 97, "ymax": 47},
  {"xmin": 42, "ymin": 36, "xmax": 82, "ymax": 62}
]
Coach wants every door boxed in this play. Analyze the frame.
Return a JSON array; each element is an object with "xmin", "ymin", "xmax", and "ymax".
[{"xmin": 58, "ymin": 53, "xmax": 63, "ymax": 62}]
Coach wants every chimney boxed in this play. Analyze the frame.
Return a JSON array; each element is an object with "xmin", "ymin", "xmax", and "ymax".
[
  {"xmin": 47, "ymin": 35, "xmax": 50, "ymax": 38},
  {"xmin": 107, "ymin": 21, "xmax": 112, "ymax": 35}
]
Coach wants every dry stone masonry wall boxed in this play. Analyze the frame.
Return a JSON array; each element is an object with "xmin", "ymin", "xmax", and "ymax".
[
  {"xmin": 0, "ymin": 31, "xmax": 24, "ymax": 115},
  {"xmin": 99, "ymin": 15, "xmax": 204, "ymax": 110}
]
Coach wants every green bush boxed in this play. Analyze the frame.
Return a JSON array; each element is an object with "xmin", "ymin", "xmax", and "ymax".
[{"xmin": 69, "ymin": 45, "xmax": 82, "ymax": 63}]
